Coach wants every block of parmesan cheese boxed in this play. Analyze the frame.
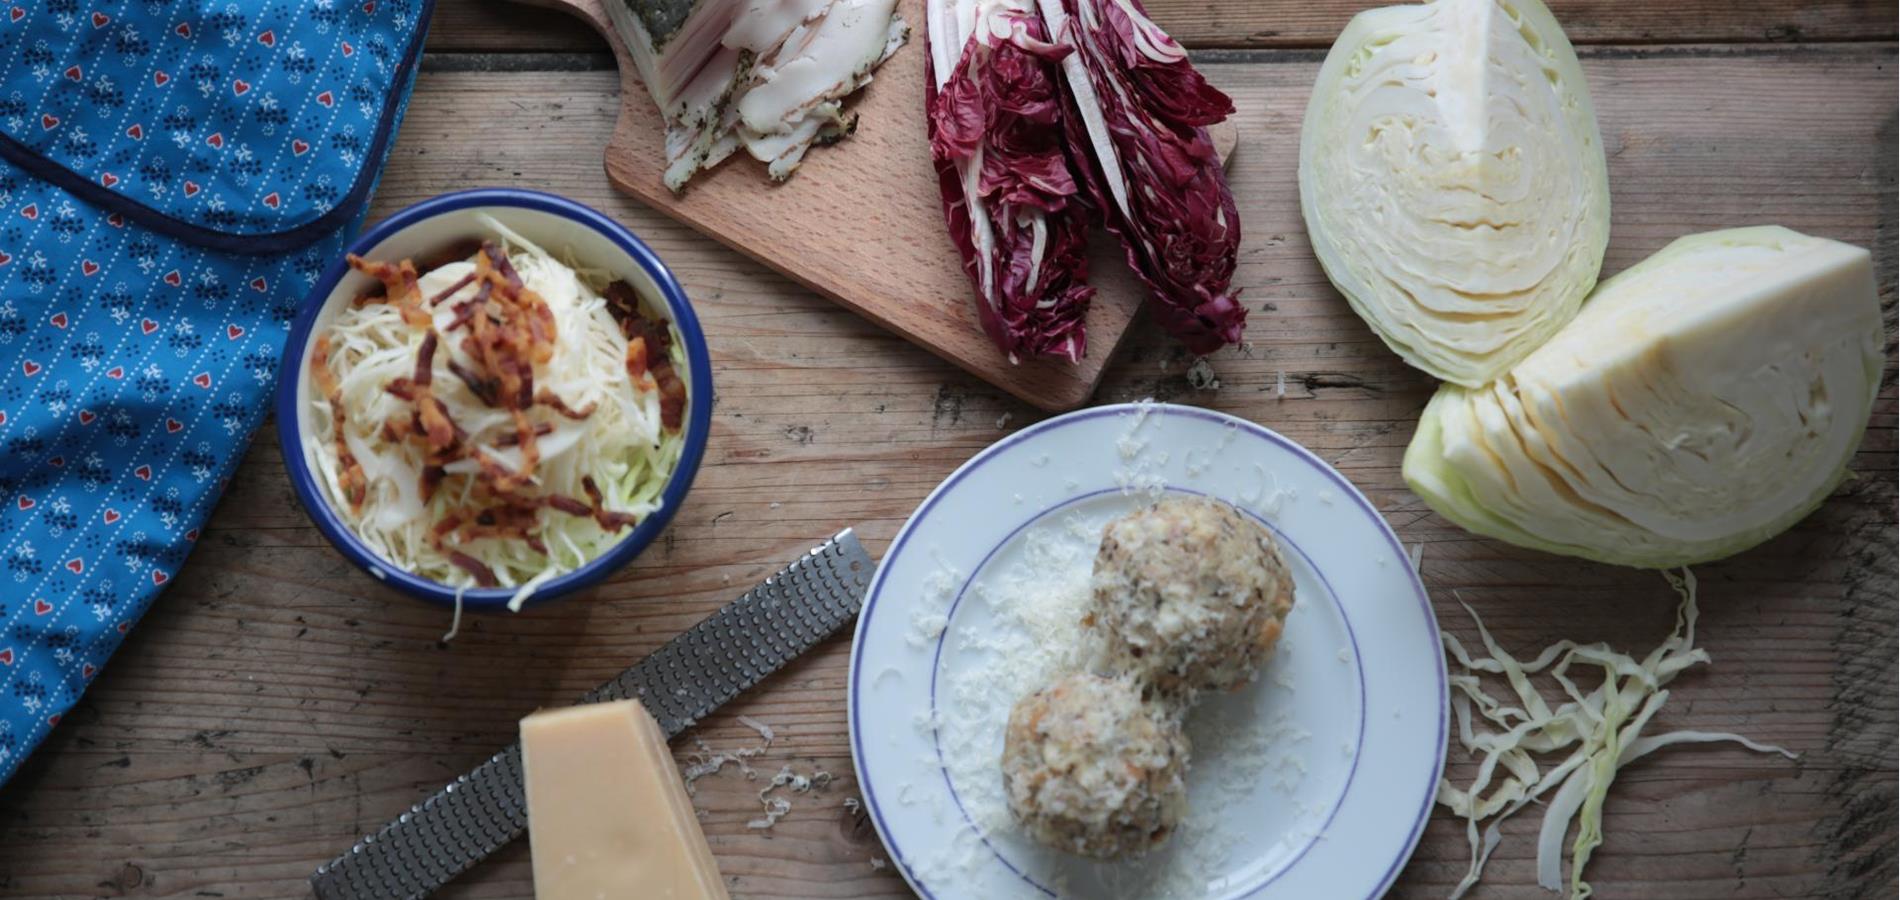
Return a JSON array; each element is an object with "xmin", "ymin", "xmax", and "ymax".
[{"xmin": 520, "ymin": 699, "xmax": 730, "ymax": 900}]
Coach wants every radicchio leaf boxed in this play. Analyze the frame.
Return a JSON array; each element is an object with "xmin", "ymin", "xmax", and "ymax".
[
  {"xmin": 926, "ymin": 0, "xmax": 1095, "ymax": 364},
  {"xmin": 1040, "ymin": 0, "xmax": 1246, "ymax": 354}
]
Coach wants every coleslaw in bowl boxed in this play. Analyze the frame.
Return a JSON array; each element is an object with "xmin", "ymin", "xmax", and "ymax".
[{"xmin": 276, "ymin": 189, "xmax": 712, "ymax": 612}]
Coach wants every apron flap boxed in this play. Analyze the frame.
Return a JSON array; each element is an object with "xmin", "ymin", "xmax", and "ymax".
[{"xmin": 0, "ymin": 0, "xmax": 430, "ymax": 254}]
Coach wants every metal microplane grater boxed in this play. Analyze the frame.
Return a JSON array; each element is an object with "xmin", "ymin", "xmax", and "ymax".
[{"xmin": 309, "ymin": 529, "xmax": 876, "ymax": 899}]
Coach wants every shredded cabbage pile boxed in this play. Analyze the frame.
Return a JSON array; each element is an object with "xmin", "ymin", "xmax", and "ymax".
[
  {"xmin": 1437, "ymin": 569, "xmax": 1797, "ymax": 898},
  {"xmin": 309, "ymin": 216, "xmax": 687, "ymax": 609}
]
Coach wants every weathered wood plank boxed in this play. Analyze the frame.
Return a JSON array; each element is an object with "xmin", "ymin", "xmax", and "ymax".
[
  {"xmin": 0, "ymin": 44, "xmax": 1892, "ymax": 900},
  {"xmin": 422, "ymin": 0, "xmax": 1900, "ymax": 52}
]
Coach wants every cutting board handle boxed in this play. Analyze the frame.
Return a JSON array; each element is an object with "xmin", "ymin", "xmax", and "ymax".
[{"xmin": 509, "ymin": 0, "xmax": 616, "ymax": 50}]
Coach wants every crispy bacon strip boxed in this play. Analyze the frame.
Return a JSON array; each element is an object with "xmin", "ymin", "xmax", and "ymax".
[
  {"xmin": 312, "ymin": 335, "xmax": 367, "ymax": 509},
  {"xmin": 654, "ymin": 366, "xmax": 687, "ymax": 433},
  {"xmin": 510, "ymin": 409, "xmax": 541, "ymax": 485},
  {"xmin": 606, "ymin": 283, "xmax": 687, "ymax": 433},
  {"xmin": 446, "ymin": 300, "xmax": 477, "ymax": 332},
  {"xmin": 451, "ymin": 503, "xmax": 545, "ymax": 546},
  {"xmin": 448, "ymin": 551, "xmax": 499, "ymax": 587},
  {"xmin": 388, "ymin": 328, "xmax": 459, "ymax": 453},
  {"xmin": 484, "ymin": 241, "xmax": 523, "ymax": 288},
  {"xmin": 448, "ymin": 359, "xmax": 499, "ymax": 407},
  {"xmin": 348, "ymin": 254, "xmax": 431, "ymax": 329},
  {"xmin": 582, "ymin": 475, "xmax": 641, "ymax": 532},
  {"xmin": 474, "ymin": 448, "xmax": 533, "ymax": 496},
  {"xmin": 413, "ymin": 331, "xmax": 438, "ymax": 385},
  {"xmin": 381, "ymin": 413, "xmax": 416, "ymax": 444},
  {"xmin": 545, "ymin": 494, "xmax": 593, "ymax": 517},
  {"xmin": 535, "ymin": 389, "xmax": 596, "ymax": 420},
  {"xmin": 431, "ymin": 514, "xmax": 463, "ymax": 543},
  {"xmin": 427, "ymin": 272, "xmax": 475, "ymax": 306},
  {"xmin": 626, "ymin": 335, "xmax": 649, "ymax": 381},
  {"xmin": 603, "ymin": 281, "xmax": 642, "ymax": 323},
  {"xmin": 496, "ymin": 422, "xmax": 554, "ymax": 446},
  {"xmin": 526, "ymin": 297, "xmax": 556, "ymax": 365}
]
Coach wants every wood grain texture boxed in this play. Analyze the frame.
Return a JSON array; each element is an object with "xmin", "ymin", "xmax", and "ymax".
[
  {"xmin": 424, "ymin": 0, "xmax": 1900, "ymax": 52},
  {"xmin": 511, "ymin": 0, "xmax": 1232, "ymax": 412},
  {"xmin": 0, "ymin": 31, "xmax": 1893, "ymax": 900}
]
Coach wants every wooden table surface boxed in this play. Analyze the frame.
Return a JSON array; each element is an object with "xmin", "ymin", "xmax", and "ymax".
[{"xmin": 0, "ymin": 1, "xmax": 1894, "ymax": 897}]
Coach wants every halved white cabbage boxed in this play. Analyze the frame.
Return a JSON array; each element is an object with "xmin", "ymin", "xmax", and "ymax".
[
  {"xmin": 1406, "ymin": 226, "xmax": 1885, "ymax": 568},
  {"xmin": 1298, "ymin": 0, "xmax": 1610, "ymax": 387}
]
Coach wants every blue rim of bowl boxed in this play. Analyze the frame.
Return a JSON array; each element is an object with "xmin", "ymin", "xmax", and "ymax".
[{"xmin": 273, "ymin": 187, "xmax": 714, "ymax": 611}]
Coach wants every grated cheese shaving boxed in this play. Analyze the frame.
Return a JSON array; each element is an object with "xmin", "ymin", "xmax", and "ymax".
[
  {"xmin": 736, "ymin": 715, "xmax": 776, "ymax": 745},
  {"xmin": 1241, "ymin": 463, "xmax": 1296, "ymax": 517},
  {"xmin": 746, "ymin": 762, "xmax": 834, "ymax": 830},
  {"xmin": 908, "ymin": 550, "xmax": 962, "ymax": 647},
  {"xmin": 1112, "ymin": 400, "xmax": 1169, "ymax": 500},
  {"xmin": 1185, "ymin": 357, "xmax": 1220, "ymax": 390},
  {"xmin": 680, "ymin": 734, "xmax": 769, "ymax": 795}
]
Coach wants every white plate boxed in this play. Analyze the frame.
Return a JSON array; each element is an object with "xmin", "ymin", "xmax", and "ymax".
[{"xmin": 848, "ymin": 403, "xmax": 1446, "ymax": 900}]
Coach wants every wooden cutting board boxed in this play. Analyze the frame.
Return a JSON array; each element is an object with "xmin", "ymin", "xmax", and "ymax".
[{"xmin": 512, "ymin": 0, "xmax": 1235, "ymax": 411}]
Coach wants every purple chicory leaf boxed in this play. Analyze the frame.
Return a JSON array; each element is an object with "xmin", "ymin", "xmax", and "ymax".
[
  {"xmin": 927, "ymin": 0, "xmax": 1095, "ymax": 364},
  {"xmin": 1040, "ymin": 0, "xmax": 1245, "ymax": 354}
]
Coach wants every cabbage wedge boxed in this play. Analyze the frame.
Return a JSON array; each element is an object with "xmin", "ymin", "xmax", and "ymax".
[
  {"xmin": 1299, "ymin": 0, "xmax": 1609, "ymax": 387},
  {"xmin": 1406, "ymin": 226, "xmax": 1885, "ymax": 568}
]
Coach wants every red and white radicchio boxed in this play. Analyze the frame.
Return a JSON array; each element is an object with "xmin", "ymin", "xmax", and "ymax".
[
  {"xmin": 1041, "ymin": 0, "xmax": 1245, "ymax": 355},
  {"xmin": 926, "ymin": 0, "xmax": 1095, "ymax": 363}
]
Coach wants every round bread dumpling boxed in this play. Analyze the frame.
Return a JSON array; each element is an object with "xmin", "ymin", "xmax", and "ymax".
[
  {"xmin": 1088, "ymin": 497, "xmax": 1295, "ymax": 696},
  {"xmin": 1001, "ymin": 673, "xmax": 1189, "ymax": 859}
]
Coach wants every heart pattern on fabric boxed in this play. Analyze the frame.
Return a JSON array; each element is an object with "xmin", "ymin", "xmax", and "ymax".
[{"xmin": 0, "ymin": 0, "xmax": 428, "ymax": 790}]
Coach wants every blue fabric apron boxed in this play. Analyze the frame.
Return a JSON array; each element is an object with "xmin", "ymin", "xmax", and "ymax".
[{"xmin": 0, "ymin": 0, "xmax": 432, "ymax": 786}]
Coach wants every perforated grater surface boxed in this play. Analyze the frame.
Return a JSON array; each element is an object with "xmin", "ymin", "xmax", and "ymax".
[{"xmin": 309, "ymin": 529, "xmax": 875, "ymax": 899}]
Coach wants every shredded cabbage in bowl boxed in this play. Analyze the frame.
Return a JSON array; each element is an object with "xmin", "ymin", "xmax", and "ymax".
[{"xmin": 307, "ymin": 215, "xmax": 688, "ymax": 610}]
